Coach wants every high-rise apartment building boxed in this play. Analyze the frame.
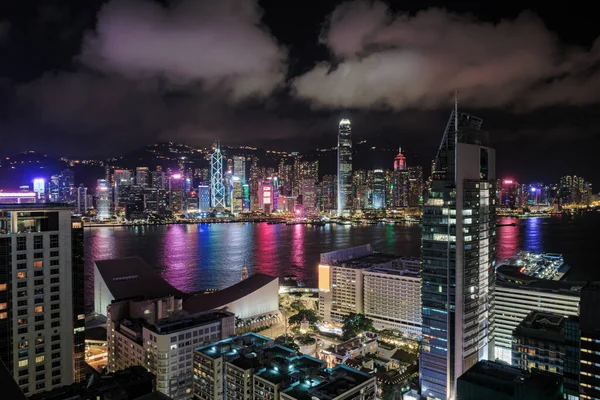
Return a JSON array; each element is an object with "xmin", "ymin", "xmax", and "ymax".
[
  {"xmin": 337, "ymin": 119, "xmax": 352, "ymax": 216},
  {"xmin": 0, "ymin": 205, "xmax": 85, "ymax": 396},
  {"xmin": 420, "ymin": 109, "xmax": 496, "ymax": 400},
  {"xmin": 579, "ymin": 282, "xmax": 600, "ymax": 400},
  {"xmin": 95, "ymin": 179, "xmax": 112, "ymax": 220}
]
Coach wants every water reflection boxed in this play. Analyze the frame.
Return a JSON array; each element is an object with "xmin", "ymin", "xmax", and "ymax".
[
  {"xmin": 523, "ymin": 217, "xmax": 543, "ymax": 253},
  {"xmin": 161, "ymin": 224, "xmax": 197, "ymax": 293},
  {"xmin": 496, "ymin": 217, "xmax": 519, "ymax": 261}
]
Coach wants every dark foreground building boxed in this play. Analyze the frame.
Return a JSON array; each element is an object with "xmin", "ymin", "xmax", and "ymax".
[{"xmin": 456, "ymin": 360, "xmax": 563, "ymax": 400}]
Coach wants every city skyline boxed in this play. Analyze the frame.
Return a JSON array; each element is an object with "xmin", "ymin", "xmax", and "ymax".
[{"xmin": 1, "ymin": 1, "xmax": 600, "ymax": 186}]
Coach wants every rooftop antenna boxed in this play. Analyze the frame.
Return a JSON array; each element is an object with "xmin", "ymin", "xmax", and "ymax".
[{"xmin": 454, "ymin": 90, "xmax": 459, "ymax": 135}]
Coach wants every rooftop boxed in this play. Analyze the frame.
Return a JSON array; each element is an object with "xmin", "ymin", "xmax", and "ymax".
[
  {"xmin": 331, "ymin": 253, "xmax": 400, "ymax": 270},
  {"xmin": 0, "ymin": 203, "xmax": 73, "ymax": 210},
  {"xmin": 457, "ymin": 360, "xmax": 563, "ymax": 397},
  {"xmin": 496, "ymin": 265, "xmax": 584, "ymax": 295},
  {"xmin": 514, "ymin": 311, "xmax": 566, "ymax": 343},
  {"xmin": 364, "ymin": 267, "xmax": 420, "ymax": 278},
  {"xmin": 197, "ymin": 332, "xmax": 272, "ymax": 359},
  {"xmin": 95, "ymin": 257, "xmax": 188, "ymax": 302},
  {"xmin": 183, "ymin": 273, "xmax": 278, "ymax": 314}
]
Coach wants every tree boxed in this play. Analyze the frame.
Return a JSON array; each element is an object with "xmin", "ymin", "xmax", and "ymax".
[
  {"xmin": 275, "ymin": 335, "xmax": 300, "ymax": 351},
  {"xmin": 290, "ymin": 300, "xmax": 306, "ymax": 312},
  {"xmin": 288, "ymin": 309, "xmax": 320, "ymax": 327},
  {"xmin": 341, "ymin": 313, "xmax": 374, "ymax": 340}
]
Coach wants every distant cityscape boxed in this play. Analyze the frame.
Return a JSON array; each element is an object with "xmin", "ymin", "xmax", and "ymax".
[{"xmin": 0, "ymin": 118, "xmax": 597, "ymax": 224}]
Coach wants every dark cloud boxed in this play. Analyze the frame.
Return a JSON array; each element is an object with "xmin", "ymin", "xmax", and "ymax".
[
  {"xmin": 80, "ymin": 0, "xmax": 287, "ymax": 99},
  {"xmin": 292, "ymin": 0, "xmax": 600, "ymax": 110}
]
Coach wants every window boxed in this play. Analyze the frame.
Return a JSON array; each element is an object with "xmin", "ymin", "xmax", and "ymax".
[
  {"xmin": 50, "ymin": 286, "xmax": 59, "ymax": 292},
  {"xmin": 51, "ymin": 321, "xmax": 60, "ymax": 328},
  {"xmin": 50, "ymin": 295, "xmax": 59, "ymax": 302},
  {"xmin": 50, "ymin": 269, "xmax": 59, "ymax": 275},
  {"xmin": 51, "ymin": 312, "xmax": 59, "ymax": 320},
  {"xmin": 17, "ymin": 281, "xmax": 27, "ymax": 288},
  {"xmin": 34, "ymin": 270, "xmax": 43, "ymax": 277},
  {"xmin": 18, "ymin": 299, "xmax": 27, "ymax": 307},
  {"xmin": 51, "ymin": 352, "xmax": 60, "ymax": 359},
  {"xmin": 52, "ymin": 378, "xmax": 60, "ymax": 386},
  {"xmin": 34, "ymin": 297, "xmax": 44, "ymax": 304},
  {"xmin": 35, "ymin": 365, "xmax": 45, "ymax": 372},
  {"xmin": 36, "ymin": 337, "xmax": 45, "ymax": 345},
  {"xmin": 35, "ymin": 315, "xmax": 44, "ymax": 322},
  {"xmin": 17, "ymin": 254, "xmax": 27, "ymax": 261},
  {"xmin": 18, "ymin": 327, "xmax": 28, "ymax": 334},
  {"xmin": 0, "ymin": 302, "xmax": 6, "ymax": 310},
  {"xmin": 50, "ymin": 277, "xmax": 59, "ymax": 284},
  {"xmin": 51, "ymin": 343, "xmax": 60, "ymax": 351},
  {"xmin": 17, "ymin": 271, "xmax": 27, "ymax": 279},
  {"xmin": 51, "ymin": 360, "xmax": 60, "ymax": 368},
  {"xmin": 50, "ymin": 251, "xmax": 59, "ymax": 257},
  {"xmin": 51, "ymin": 369, "xmax": 60, "ymax": 376},
  {"xmin": 34, "ymin": 252, "xmax": 43, "ymax": 259},
  {"xmin": 51, "ymin": 304, "xmax": 59, "ymax": 310},
  {"xmin": 35, "ymin": 306, "xmax": 44, "ymax": 313},
  {"xmin": 33, "ymin": 261, "xmax": 43, "ymax": 268},
  {"xmin": 35, "ymin": 324, "xmax": 44, "ymax": 331},
  {"xmin": 34, "ymin": 279, "xmax": 43, "ymax": 286},
  {"xmin": 18, "ymin": 359, "xmax": 28, "ymax": 368},
  {"xmin": 35, "ymin": 355, "xmax": 45, "ymax": 364},
  {"xmin": 18, "ymin": 318, "xmax": 27, "ymax": 325},
  {"xmin": 19, "ymin": 340, "xmax": 28, "ymax": 349},
  {"xmin": 0, "ymin": 283, "xmax": 6, "ymax": 291},
  {"xmin": 51, "ymin": 335, "xmax": 60, "ymax": 342},
  {"xmin": 34, "ymin": 235, "xmax": 43, "ymax": 250},
  {"xmin": 17, "ymin": 237, "xmax": 26, "ymax": 251},
  {"xmin": 34, "ymin": 288, "xmax": 43, "ymax": 295},
  {"xmin": 19, "ymin": 378, "xmax": 29, "ymax": 386},
  {"xmin": 17, "ymin": 263, "xmax": 27, "ymax": 270},
  {"xmin": 50, "ymin": 235, "xmax": 58, "ymax": 248},
  {"xmin": 17, "ymin": 309, "xmax": 27, "ymax": 316},
  {"xmin": 35, "ymin": 347, "xmax": 45, "ymax": 354},
  {"xmin": 36, "ymin": 382, "xmax": 45, "ymax": 390},
  {"xmin": 0, "ymin": 312, "xmax": 7, "ymax": 320},
  {"xmin": 18, "ymin": 370, "xmax": 28, "ymax": 377}
]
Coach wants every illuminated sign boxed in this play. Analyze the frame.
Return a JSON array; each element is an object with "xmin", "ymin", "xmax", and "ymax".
[
  {"xmin": 172, "ymin": 174, "xmax": 182, "ymax": 180},
  {"xmin": 503, "ymin": 179, "xmax": 513, "ymax": 185}
]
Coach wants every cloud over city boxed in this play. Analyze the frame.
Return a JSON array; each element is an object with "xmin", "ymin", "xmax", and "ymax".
[{"xmin": 292, "ymin": 0, "xmax": 600, "ymax": 110}]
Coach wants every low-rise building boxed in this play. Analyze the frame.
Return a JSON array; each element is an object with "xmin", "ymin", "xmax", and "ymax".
[
  {"xmin": 193, "ymin": 333, "xmax": 376, "ymax": 400},
  {"xmin": 320, "ymin": 332, "xmax": 378, "ymax": 368}
]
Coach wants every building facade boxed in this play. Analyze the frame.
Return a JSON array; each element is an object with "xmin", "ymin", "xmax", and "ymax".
[
  {"xmin": 420, "ymin": 110, "xmax": 496, "ymax": 400},
  {"xmin": 0, "ymin": 204, "xmax": 85, "ymax": 396},
  {"xmin": 337, "ymin": 119, "xmax": 352, "ymax": 216}
]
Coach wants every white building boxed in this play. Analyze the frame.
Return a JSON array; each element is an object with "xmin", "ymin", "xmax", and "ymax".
[
  {"xmin": 493, "ymin": 265, "xmax": 582, "ymax": 364},
  {"xmin": 0, "ymin": 204, "xmax": 85, "ymax": 396},
  {"xmin": 107, "ymin": 295, "xmax": 235, "ymax": 400},
  {"xmin": 318, "ymin": 245, "xmax": 422, "ymax": 337},
  {"xmin": 363, "ymin": 267, "xmax": 421, "ymax": 337}
]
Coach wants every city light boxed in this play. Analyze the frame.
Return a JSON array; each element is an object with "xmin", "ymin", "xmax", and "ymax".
[{"xmin": 172, "ymin": 174, "xmax": 182, "ymax": 180}]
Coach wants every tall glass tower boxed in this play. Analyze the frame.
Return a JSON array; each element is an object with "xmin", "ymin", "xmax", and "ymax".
[
  {"xmin": 420, "ymin": 109, "xmax": 496, "ymax": 400},
  {"xmin": 210, "ymin": 142, "xmax": 226, "ymax": 210},
  {"xmin": 337, "ymin": 119, "xmax": 352, "ymax": 216}
]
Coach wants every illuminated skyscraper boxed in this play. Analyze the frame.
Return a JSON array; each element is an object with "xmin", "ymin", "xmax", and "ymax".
[
  {"xmin": 337, "ymin": 119, "xmax": 352, "ymax": 216},
  {"xmin": 135, "ymin": 167, "xmax": 149, "ymax": 187},
  {"xmin": 371, "ymin": 169, "xmax": 385, "ymax": 209},
  {"xmin": 210, "ymin": 142, "xmax": 226, "ymax": 210},
  {"xmin": 95, "ymin": 179, "xmax": 112, "ymax": 220},
  {"xmin": 420, "ymin": 108, "xmax": 496, "ymax": 400},
  {"xmin": 233, "ymin": 156, "xmax": 246, "ymax": 183},
  {"xmin": 231, "ymin": 176, "xmax": 243, "ymax": 215}
]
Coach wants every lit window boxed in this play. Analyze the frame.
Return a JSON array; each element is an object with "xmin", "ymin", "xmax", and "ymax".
[
  {"xmin": 77, "ymin": 314, "xmax": 85, "ymax": 320},
  {"xmin": 35, "ymin": 306, "xmax": 44, "ymax": 313},
  {"xmin": 18, "ymin": 360, "xmax": 28, "ymax": 368},
  {"xmin": 0, "ymin": 283, "xmax": 6, "ymax": 291},
  {"xmin": 35, "ymin": 356, "xmax": 45, "ymax": 364},
  {"xmin": 35, "ymin": 337, "xmax": 44, "ymax": 345},
  {"xmin": 18, "ymin": 318, "xmax": 27, "ymax": 325},
  {"xmin": 0, "ymin": 312, "xmax": 7, "ymax": 320},
  {"xmin": 34, "ymin": 261, "xmax": 43, "ymax": 268},
  {"xmin": 17, "ymin": 272, "xmax": 27, "ymax": 279},
  {"xmin": 0, "ymin": 303, "xmax": 6, "ymax": 310}
]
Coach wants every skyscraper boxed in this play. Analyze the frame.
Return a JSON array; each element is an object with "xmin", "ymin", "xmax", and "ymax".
[
  {"xmin": 135, "ymin": 167, "xmax": 149, "ymax": 188},
  {"xmin": 420, "ymin": 109, "xmax": 496, "ymax": 400},
  {"xmin": 0, "ymin": 205, "xmax": 85, "ymax": 395},
  {"xmin": 210, "ymin": 142, "xmax": 226, "ymax": 210},
  {"xmin": 337, "ymin": 119, "xmax": 352, "ymax": 216},
  {"xmin": 233, "ymin": 156, "xmax": 246, "ymax": 183},
  {"xmin": 95, "ymin": 179, "xmax": 112, "ymax": 220}
]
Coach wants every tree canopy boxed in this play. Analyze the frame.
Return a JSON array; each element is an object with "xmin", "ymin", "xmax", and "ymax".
[
  {"xmin": 341, "ymin": 313, "xmax": 374, "ymax": 340},
  {"xmin": 288, "ymin": 309, "xmax": 320, "ymax": 327}
]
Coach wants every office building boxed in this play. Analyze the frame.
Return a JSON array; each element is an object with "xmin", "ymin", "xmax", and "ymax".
[
  {"xmin": 337, "ymin": 119, "xmax": 352, "ymax": 216},
  {"xmin": 318, "ymin": 245, "xmax": 422, "ymax": 337},
  {"xmin": 420, "ymin": 109, "xmax": 496, "ymax": 400},
  {"xmin": 210, "ymin": 143, "xmax": 226, "ymax": 210},
  {"xmin": 0, "ymin": 204, "xmax": 85, "ymax": 396},
  {"xmin": 456, "ymin": 360, "xmax": 563, "ymax": 400},
  {"xmin": 371, "ymin": 169, "xmax": 385, "ymax": 209},
  {"xmin": 193, "ymin": 333, "xmax": 376, "ymax": 400},
  {"xmin": 47, "ymin": 169, "xmax": 75, "ymax": 204},
  {"xmin": 233, "ymin": 156, "xmax": 246, "ymax": 183},
  {"xmin": 512, "ymin": 311, "xmax": 566, "ymax": 374},
  {"xmin": 169, "ymin": 174, "xmax": 184, "ymax": 214},
  {"xmin": 231, "ymin": 177, "xmax": 243, "ymax": 215},
  {"xmin": 136, "ymin": 167, "xmax": 150, "ymax": 188},
  {"xmin": 152, "ymin": 168, "xmax": 167, "ymax": 190},
  {"xmin": 75, "ymin": 185, "xmax": 88, "ymax": 215},
  {"xmin": 259, "ymin": 180, "xmax": 273, "ymax": 213},
  {"xmin": 494, "ymin": 264, "xmax": 582, "ymax": 364},
  {"xmin": 198, "ymin": 185, "xmax": 211, "ymax": 213},
  {"xmin": 580, "ymin": 282, "xmax": 600, "ymax": 400},
  {"xmin": 300, "ymin": 178, "xmax": 317, "ymax": 214},
  {"xmin": 320, "ymin": 175, "xmax": 336, "ymax": 212},
  {"xmin": 407, "ymin": 166, "xmax": 423, "ymax": 207},
  {"xmin": 95, "ymin": 179, "xmax": 112, "ymax": 219}
]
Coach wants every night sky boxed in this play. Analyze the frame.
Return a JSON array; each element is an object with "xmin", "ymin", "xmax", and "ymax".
[{"xmin": 1, "ymin": 0, "xmax": 600, "ymax": 186}]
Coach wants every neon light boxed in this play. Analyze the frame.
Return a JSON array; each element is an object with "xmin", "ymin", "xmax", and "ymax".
[
  {"xmin": 503, "ymin": 179, "xmax": 513, "ymax": 185},
  {"xmin": 172, "ymin": 174, "xmax": 182, "ymax": 180}
]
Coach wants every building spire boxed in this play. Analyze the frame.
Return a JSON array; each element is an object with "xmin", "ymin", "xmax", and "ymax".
[{"xmin": 454, "ymin": 90, "xmax": 458, "ymax": 134}]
